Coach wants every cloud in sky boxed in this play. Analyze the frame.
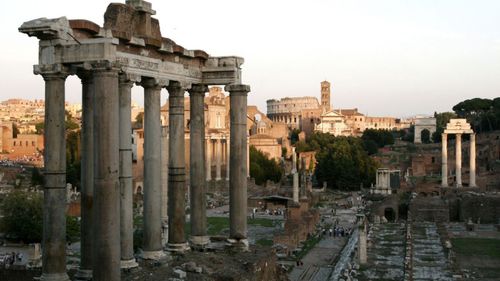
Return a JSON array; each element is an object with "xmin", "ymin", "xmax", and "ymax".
[{"xmin": 1, "ymin": 0, "xmax": 499, "ymax": 117}]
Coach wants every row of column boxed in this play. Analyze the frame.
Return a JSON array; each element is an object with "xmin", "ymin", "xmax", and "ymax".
[
  {"xmin": 205, "ymin": 138, "xmax": 229, "ymax": 181},
  {"xmin": 40, "ymin": 67, "xmax": 250, "ymax": 281},
  {"xmin": 441, "ymin": 133, "xmax": 476, "ymax": 188}
]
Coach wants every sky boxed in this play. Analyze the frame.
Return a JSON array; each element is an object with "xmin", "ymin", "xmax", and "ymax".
[{"xmin": 1, "ymin": 0, "xmax": 499, "ymax": 117}]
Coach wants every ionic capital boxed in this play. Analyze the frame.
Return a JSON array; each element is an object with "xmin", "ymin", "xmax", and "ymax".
[
  {"xmin": 35, "ymin": 64, "xmax": 70, "ymax": 81},
  {"xmin": 166, "ymin": 81, "xmax": 187, "ymax": 97},
  {"xmin": 141, "ymin": 77, "xmax": 168, "ymax": 90},
  {"xmin": 119, "ymin": 73, "xmax": 141, "ymax": 87},
  {"xmin": 188, "ymin": 84, "xmax": 208, "ymax": 96},
  {"xmin": 225, "ymin": 84, "xmax": 250, "ymax": 95}
]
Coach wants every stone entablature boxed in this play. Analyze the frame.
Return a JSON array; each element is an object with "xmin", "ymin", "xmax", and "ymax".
[{"xmin": 19, "ymin": 3, "xmax": 241, "ymax": 88}]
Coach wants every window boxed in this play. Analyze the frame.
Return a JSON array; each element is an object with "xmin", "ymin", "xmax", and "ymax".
[
  {"xmin": 13, "ymin": 141, "xmax": 16, "ymax": 146},
  {"xmin": 32, "ymin": 141, "xmax": 35, "ymax": 146}
]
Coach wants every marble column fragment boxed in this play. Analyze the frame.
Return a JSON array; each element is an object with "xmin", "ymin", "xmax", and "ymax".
[
  {"xmin": 41, "ymin": 72, "xmax": 70, "ymax": 281},
  {"xmin": 167, "ymin": 81, "xmax": 189, "ymax": 252},
  {"xmin": 141, "ymin": 78, "xmax": 165, "ymax": 259},
  {"xmin": 441, "ymin": 133, "xmax": 448, "ymax": 187},
  {"xmin": 456, "ymin": 133, "xmax": 462, "ymax": 187},
  {"xmin": 470, "ymin": 133, "xmax": 476, "ymax": 187},
  {"xmin": 188, "ymin": 85, "xmax": 209, "ymax": 247},
  {"xmin": 92, "ymin": 69, "xmax": 120, "ymax": 281},
  {"xmin": 226, "ymin": 84, "xmax": 250, "ymax": 250},
  {"xmin": 75, "ymin": 72, "xmax": 94, "ymax": 280},
  {"xmin": 118, "ymin": 76, "xmax": 138, "ymax": 268}
]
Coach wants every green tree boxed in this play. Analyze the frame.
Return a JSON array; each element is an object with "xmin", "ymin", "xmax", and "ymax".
[
  {"xmin": 35, "ymin": 122, "xmax": 44, "ymax": 134},
  {"xmin": 432, "ymin": 112, "xmax": 457, "ymax": 143},
  {"xmin": 290, "ymin": 129, "xmax": 301, "ymax": 145},
  {"xmin": 314, "ymin": 136, "xmax": 377, "ymax": 190},
  {"xmin": 361, "ymin": 129, "xmax": 395, "ymax": 150},
  {"xmin": 249, "ymin": 146, "xmax": 282, "ymax": 185},
  {"xmin": 0, "ymin": 191, "xmax": 43, "ymax": 243},
  {"xmin": 453, "ymin": 98, "xmax": 494, "ymax": 133},
  {"xmin": 133, "ymin": 112, "xmax": 144, "ymax": 129}
]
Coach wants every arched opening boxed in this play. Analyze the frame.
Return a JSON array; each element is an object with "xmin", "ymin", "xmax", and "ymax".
[
  {"xmin": 136, "ymin": 186, "xmax": 142, "ymax": 195},
  {"xmin": 421, "ymin": 128, "xmax": 431, "ymax": 143},
  {"xmin": 384, "ymin": 207, "xmax": 396, "ymax": 222}
]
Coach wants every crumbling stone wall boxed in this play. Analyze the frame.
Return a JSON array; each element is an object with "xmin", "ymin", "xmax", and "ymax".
[{"xmin": 409, "ymin": 197, "xmax": 449, "ymax": 222}]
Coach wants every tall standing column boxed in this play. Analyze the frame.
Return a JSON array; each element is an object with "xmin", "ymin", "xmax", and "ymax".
[
  {"xmin": 226, "ymin": 138, "xmax": 230, "ymax": 181},
  {"xmin": 247, "ymin": 137, "xmax": 250, "ymax": 177},
  {"xmin": 41, "ymin": 72, "xmax": 70, "ymax": 281},
  {"xmin": 189, "ymin": 85, "xmax": 209, "ymax": 248},
  {"xmin": 216, "ymin": 138, "xmax": 222, "ymax": 180},
  {"xmin": 75, "ymin": 72, "xmax": 94, "ymax": 281},
  {"xmin": 167, "ymin": 81, "xmax": 189, "ymax": 252},
  {"xmin": 92, "ymin": 69, "xmax": 120, "ymax": 281},
  {"xmin": 206, "ymin": 138, "xmax": 212, "ymax": 181},
  {"xmin": 226, "ymin": 84, "xmax": 250, "ymax": 250},
  {"xmin": 118, "ymin": 76, "xmax": 138, "ymax": 268},
  {"xmin": 456, "ymin": 133, "xmax": 462, "ymax": 187},
  {"xmin": 441, "ymin": 133, "xmax": 448, "ymax": 187},
  {"xmin": 141, "ymin": 78, "xmax": 165, "ymax": 259},
  {"xmin": 470, "ymin": 133, "xmax": 476, "ymax": 187}
]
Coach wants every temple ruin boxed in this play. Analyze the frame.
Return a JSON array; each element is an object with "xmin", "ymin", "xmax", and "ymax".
[{"xmin": 19, "ymin": 1, "xmax": 250, "ymax": 280}]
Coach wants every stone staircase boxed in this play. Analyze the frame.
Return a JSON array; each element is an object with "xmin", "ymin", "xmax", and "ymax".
[
  {"xmin": 358, "ymin": 223, "xmax": 406, "ymax": 280},
  {"xmin": 411, "ymin": 222, "xmax": 453, "ymax": 281}
]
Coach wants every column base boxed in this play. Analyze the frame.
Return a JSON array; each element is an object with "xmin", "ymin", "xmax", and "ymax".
[
  {"xmin": 215, "ymin": 177, "xmax": 222, "ymax": 181},
  {"xmin": 40, "ymin": 273, "xmax": 70, "ymax": 281},
  {"xmin": 226, "ymin": 238, "xmax": 249, "ymax": 252},
  {"xmin": 120, "ymin": 258, "xmax": 139, "ymax": 269},
  {"xmin": 73, "ymin": 269, "xmax": 92, "ymax": 281},
  {"xmin": 189, "ymin": 235, "xmax": 210, "ymax": 249},
  {"xmin": 141, "ymin": 250, "xmax": 166, "ymax": 260},
  {"xmin": 166, "ymin": 242, "xmax": 190, "ymax": 253},
  {"xmin": 456, "ymin": 183, "xmax": 462, "ymax": 188}
]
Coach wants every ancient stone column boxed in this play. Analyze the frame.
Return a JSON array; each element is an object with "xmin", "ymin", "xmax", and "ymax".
[
  {"xmin": 92, "ymin": 69, "xmax": 120, "ymax": 281},
  {"xmin": 206, "ymin": 138, "xmax": 212, "ymax": 181},
  {"xmin": 41, "ymin": 72, "xmax": 70, "ymax": 281},
  {"xmin": 167, "ymin": 81, "xmax": 189, "ymax": 252},
  {"xmin": 441, "ymin": 133, "xmax": 448, "ymax": 187},
  {"xmin": 161, "ymin": 126, "xmax": 169, "ymax": 246},
  {"xmin": 75, "ymin": 72, "xmax": 94, "ymax": 281},
  {"xmin": 292, "ymin": 147, "xmax": 299, "ymax": 203},
  {"xmin": 141, "ymin": 78, "xmax": 165, "ymax": 259},
  {"xmin": 470, "ymin": 133, "xmax": 476, "ymax": 187},
  {"xmin": 118, "ymin": 75, "xmax": 138, "ymax": 269},
  {"xmin": 247, "ymin": 136, "xmax": 250, "ymax": 177},
  {"xmin": 226, "ymin": 84, "xmax": 250, "ymax": 250},
  {"xmin": 189, "ymin": 85, "xmax": 209, "ymax": 248},
  {"xmin": 456, "ymin": 133, "xmax": 462, "ymax": 187},
  {"xmin": 216, "ymin": 138, "xmax": 222, "ymax": 180},
  {"xmin": 226, "ymin": 138, "xmax": 230, "ymax": 181}
]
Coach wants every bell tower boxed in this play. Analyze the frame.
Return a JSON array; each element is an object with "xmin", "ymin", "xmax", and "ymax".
[{"xmin": 321, "ymin": 81, "xmax": 331, "ymax": 112}]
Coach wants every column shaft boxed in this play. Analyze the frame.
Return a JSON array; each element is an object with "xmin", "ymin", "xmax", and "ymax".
[
  {"xmin": 216, "ymin": 139, "xmax": 222, "ymax": 180},
  {"xmin": 118, "ymin": 77, "xmax": 137, "ymax": 268},
  {"xmin": 470, "ymin": 133, "xmax": 476, "ymax": 187},
  {"xmin": 77, "ymin": 73, "xmax": 94, "ymax": 279},
  {"xmin": 92, "ymin": 70, "xmax": 120, "ymax": 281},
  {"xmin": 167, "ymin": 82, "xmax": 188, "ymax": 250},
  {"xmin": 206, "ymin": 138, "xmax": 212, "ymax": 181},
  {"xmin": 456, "ymin": 133, "xmax": 462, "ymax": 187},
  {"xmin": 226, "ymin": 84, "xmax": 250, "ymax": 246},
  {"xmin": 189, "ymin": 85, "xmax": 208, "ymax": 246},
  {"xmin": 441, "ymin": 133, "xmax": 448, "ymax": 187},
  {"xmin": 142, "ymin": 79, "xmax": 163, "ymax": 257},
  {"xmin": 226, "ymin": 139, "xmax": 230, "ymax": 181},
  {"xmin": 41, "ymin": 73, "xmax": 70, "ymax": 281}
]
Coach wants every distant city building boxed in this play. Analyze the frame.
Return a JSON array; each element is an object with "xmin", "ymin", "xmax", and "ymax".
[{"xmin": 266, "ymin": 81, "xmax": 410, "ymax": 137}]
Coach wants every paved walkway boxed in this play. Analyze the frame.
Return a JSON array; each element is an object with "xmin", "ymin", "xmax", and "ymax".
[{"xmin": 288, "ymin": 207, "xmax": 357, "ymax": 281}]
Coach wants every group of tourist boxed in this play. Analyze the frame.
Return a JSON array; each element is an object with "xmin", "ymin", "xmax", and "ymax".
[
  {"xmin": 0, "ymin": 251, "xmax": 23, "ymax": 268},
  {"xmin": 324, "ymin": 225, "xmax": 352, "ymax": 238}
]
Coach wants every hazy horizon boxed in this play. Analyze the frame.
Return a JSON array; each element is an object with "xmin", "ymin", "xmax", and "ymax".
[{"xmin": 1, "ymin": 0, "xmax": 499, "ymax": 117}]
